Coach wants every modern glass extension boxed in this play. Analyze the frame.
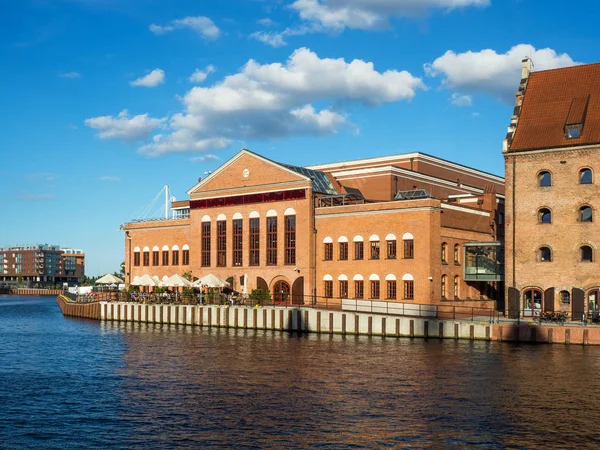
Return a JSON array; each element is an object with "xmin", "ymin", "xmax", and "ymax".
[{"xmin": 463, "ymin": 242, "xmax": 504, "ymax": 282}]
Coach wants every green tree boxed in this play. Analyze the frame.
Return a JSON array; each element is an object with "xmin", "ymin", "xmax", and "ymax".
[{"xmin": 181, "ymin": 271, "xmax": 192, "ymax": 281}]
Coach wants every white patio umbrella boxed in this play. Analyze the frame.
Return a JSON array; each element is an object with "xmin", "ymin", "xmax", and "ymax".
[
  {"xmin": 162, "ymin": 274, "xmax": 192, "ymax": 287},
  {"xmin": 193, "ymin": 274, "xmax": 230, "ymax": 288},
  {"xmin": 96, "ymin": 273, "xmax": 124, "ymax": 284},
  {"xmin": 130, "ymin": 274, "xmax": 157, "ymax": 287}
]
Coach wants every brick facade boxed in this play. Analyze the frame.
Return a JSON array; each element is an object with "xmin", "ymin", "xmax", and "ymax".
[
  {"xmin": 124, "ymin": 149, "xmax": 504, "ymax": 307},
  {"xmin": 504, "ymin": 60, "xmax": 600, "ymax": 319}
]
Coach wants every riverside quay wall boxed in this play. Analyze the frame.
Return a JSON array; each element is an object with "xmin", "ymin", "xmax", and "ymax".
[{"xmin": 56, "ymin": 296, "xmax": 600, "ymax": 345}]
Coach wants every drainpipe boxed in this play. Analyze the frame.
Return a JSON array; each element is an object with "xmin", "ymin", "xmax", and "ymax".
[{"xmin": 313, "ymin": 196, "xmax": 317, "ymax": 305}]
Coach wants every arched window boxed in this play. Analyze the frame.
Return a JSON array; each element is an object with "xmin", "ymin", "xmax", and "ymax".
[
  {"xmin": 143, "ymin": 246, "xmax": 150, "ymax": 266},
  {"xmin": 385, "ymin": 234, "xmax": 397, "ymax": 259},
  {"xmin": 403, "ymin": 233, "xmax": 414, "ymax": 259},
  {"xmin": 323, "ymin": 237, "xmax": 333, "ymax": 261},
  {"xmin": 454, "ymin": 244, "xmax": 460, "ymax": 264},
  {"xmin": 581, "ymin": 245, "xmax": 593, "ymax": 262},
  {"xmin": 538, "ymin": 246, "xmax": 552, "ymax": 262},
  {"xmin": 338, "ymin": 275, "xmax": 348, "ymax": 299},
  {"xmin": 402, "ymin": 274, "xmax": 414, "ymax": 300},
  {"xmin": 441, "ymin": 275, "xmax": 447, "ymax": 299},
  {"xmin": 323, "ymin": 274, "xmax": 333, "ymax": 298},
  {"xmin": 538, "ymin": 171, "xmax": 551, "ymax": 187},
  {"xmin": 162, "ymin": 245, "xmax": 169, "ymax": 266},
  {"xmin": 560, "ymin": 290, "xmax": 571, "ymax": 304},
  {"xmin": 338, "ymin": 236, "xmax": 349, "ymax": 261},
  {"xmin": 454, "ymin": 276, "xmax": 459, "ymax": 299},
  {"xmin": 353, "ymin": 274, "xmax": 364, "ymax": 299},
  {"xmin": 538, "ymin": 208, "xmax": 552, "ymax": 224},
  {"xmin": 353, "ymin": 235, "xmax": 364, "ymax": 260},
  {"xmin": 580, "ymin": 168, "xmax": 593, "ymax": 184},
  {"xmin": 441, "ymin": 242, "xmax": 448, "ymax": 263},
  {"xmin": 369, "ymin": 235, "xmax": 380, "ymax": 260},
  {"xmin": 579, "ymin": 206, "xmax": 593, "ymax": 222}
]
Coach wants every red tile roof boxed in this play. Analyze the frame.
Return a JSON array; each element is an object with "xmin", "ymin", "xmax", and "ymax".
[{"xmin": 510, "ymin": 62, "xmax": 600, "ymax": 152}]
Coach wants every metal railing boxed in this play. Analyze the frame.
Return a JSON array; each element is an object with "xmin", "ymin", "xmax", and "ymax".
[{"xmin": 68, "ymin": 291, "xmax": 499, "ymax": 322}]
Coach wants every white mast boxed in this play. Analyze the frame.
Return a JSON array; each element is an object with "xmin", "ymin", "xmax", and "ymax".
[{"xmin": 165, "ymin": 185, "xmax": 169, "ymax": 219}]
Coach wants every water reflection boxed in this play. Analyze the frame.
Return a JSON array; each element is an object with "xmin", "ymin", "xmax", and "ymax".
[
  {"xmin": 2, "ymin": 297, "xmax": 600, "ymax": 448},
  {"xmin": 104, "ymin": 322, "xmax": 600, "ymax": 448}
]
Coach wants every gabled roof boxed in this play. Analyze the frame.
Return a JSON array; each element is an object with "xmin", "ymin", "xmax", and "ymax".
[
  {"xmin": 510, "ymin": 62, "xmax": 600, "ymax": 152},
  {"xmin": 186, "ymin": 148, "xmax": 338, "ymax": 195}
]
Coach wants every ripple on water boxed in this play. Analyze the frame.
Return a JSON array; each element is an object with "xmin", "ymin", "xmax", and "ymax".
[{"xmin": 1, "ymin": 296, "xmax": 600, "ymax": 448}]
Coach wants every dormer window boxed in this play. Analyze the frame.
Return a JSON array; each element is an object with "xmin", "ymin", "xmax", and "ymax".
[
  {"xmin": 564, "ymin": 96, "xmax": 589, "ymax": 140},
  {"xmin": 566, "ymin": 124, "xmax": 581, "ymax": 139}
]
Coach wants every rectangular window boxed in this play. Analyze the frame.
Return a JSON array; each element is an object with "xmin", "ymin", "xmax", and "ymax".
[
  {"xmin": 202, "ymin": 222, "xmax": 211, "ymax": 267},
  {"xmin": 387, "ymin": 280, "xmax": 397, "ymax": 299},
  {"xmin": 162, "ymin": 250, "xmax": 169, "ymax": 266},
  {"xmin": 249, "ymin": 218, "xmax": 260, "ymax": 266},
  {"xmin": 152, "ymin": 251, "xmax": 159, "ymax": 266},
  {"xmin": 387, "ymin": 240, "xmax": 396, "ymax": 259},
  {"xmin": 339, "ymin": 242, "xmax": 348, "ymax": 260},
  {"xmin": 233, "ymin": 219, "xmax": 243, "ymax": 266},
  {"xmin": 404, "ymin": 240, "xmax": 414, "ymax": 259},
  {"xmin": 404, "ymin": 281, "xmax": 414, "ymax": 300},
  {"xmin": 324, "ymin": 280, "xmax": 333, "ymax": 298},
  {"xmin": 172, "ymin": 250, "xmax": 179, "ymax": 266},
  {"xmin": 370, "ymin": 280, "xmax": 380, "ymax": 299},
  {"xmin": 285, "ymin": 215, "xmax": 296, "ymax": 265},
  {"xmin": 355, "ymin": 281, "xmax": 364, "ymax": 299},
  {"xmin": 324, "ymin": 243, "xmax": 333, "ymax": 261},
  {"xmin": 267, "ymin": 217, "xmax": 277, "ymax": 266},
  {"xmin": 217, "ymin": 221, "xmax": 226, "ymax": 267},
  {"xmin": 339, "ymin": 280, "xmax": 348, "ymax": 298},
  {"xmin": 355, "ymin": 242, "xmax": 364, "ymax": 260},
  {"xmin": 370, "ymin": 241, "xmax": 380, "ymax": 260},
  {"xmin": 143, "ymin": 251, "xmax": 149, "ymax": 266},
  {"xmin": 182, "ymin": 249, "xmax": 189, "ymax": 265},
  {"xmin": 134, "ymin": 252, "xmax": 140, "ymax": 266}
]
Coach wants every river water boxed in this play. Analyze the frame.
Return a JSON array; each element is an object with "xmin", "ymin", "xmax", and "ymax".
[{"xmin": 1, "ymin": 295, "xmax": 599, "ymax": 449}]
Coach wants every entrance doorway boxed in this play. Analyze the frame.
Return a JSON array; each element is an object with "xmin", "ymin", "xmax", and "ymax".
[
  {"xmin": 273, "ymin": 281, "xmax": 291, "ymax": 303},
  {"xmin": 523, "ymin": 288, "xmax": 542, "ymax": 317}
]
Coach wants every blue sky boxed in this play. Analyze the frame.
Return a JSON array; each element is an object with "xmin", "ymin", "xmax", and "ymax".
[{"xmin": 2, "ymin": 0, "xmax": 598, "ymax": 276}]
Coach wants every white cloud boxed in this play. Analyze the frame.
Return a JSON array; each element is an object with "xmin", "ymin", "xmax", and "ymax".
[
  {"xmin": 84, "ymin": 110, "xmax": 165, "ymax": 141},
  {"xmin": 138, "ymin": 47, "xmax": 424, "ymax": 156},
  {"xmin": 149, "ymin": 16, "xmax": 220, "ymax": 40},
  {"xmin": 449, "ymin": 93, "xmax": 472, "ymax": 106},
  {"xmin": 190, "ymin": 154, "xmax": 220, "ymax": 163},
  {"xmin": 189, "ymin": 65, "xmax": 215, "ymax": 83},
  {"xmin": 250, "ymin": 31, "xmax": 287, "ymax": 48},
  {"xmin": 290, "ymin": 0, "xmax": 489, "ymax": 30},
  {"xmin": 258, "ymin": 18, "xmax": 278, "ymax": 27},
  {"xmin": 130, "ymin": 69, "xmax": 165, "ymax": 87},
  {"xmin": 59, "ymin": 71, "xmax": 81, "ymax": 79},
  {"xmin": 425, "ymin": 44, "xmax": 579, "ymax": 100}
]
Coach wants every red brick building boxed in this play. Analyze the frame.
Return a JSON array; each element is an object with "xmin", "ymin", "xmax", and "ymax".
[
  {"xmin": 124, "ymin": 149, "xmax": 504, "ymax": 307},
  {"xmin": 504, "ymin": 60, "xmax": 600, "ymax": 319},
  {"xmin": 0, "ymin": 244, "xmax": 85, "ymax": 287}
]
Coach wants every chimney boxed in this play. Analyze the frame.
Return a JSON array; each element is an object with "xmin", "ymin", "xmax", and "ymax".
[{"xmin": 521, "ymin": 57, "xmax": 533, "ymax": 80}]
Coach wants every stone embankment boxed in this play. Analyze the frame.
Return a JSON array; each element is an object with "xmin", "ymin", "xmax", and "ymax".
[
  {"xmin": 11, "ymin": 288, "xmax": 63, "ymax": 296},
  {"xmin": 56, "ymin": 296, "xmax": 600, "ymax": 345}
]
